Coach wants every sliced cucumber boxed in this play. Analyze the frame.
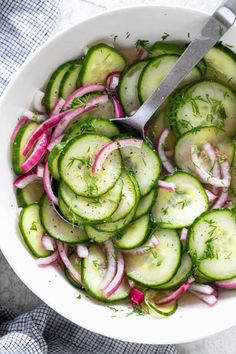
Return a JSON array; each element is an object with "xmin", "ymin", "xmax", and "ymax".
[
  {"xmin": 58, "ymin": 194, "xmax": 85, "ymax": 225},
  {"xmin": 145, "ymin": 290, "xmax": 177, "ymax": 317},
  {"xmin": 59, "ymin": 134, "xmax": 122, "ymax": 197},
  {"xmin": 118, "ymin": 60, "xmax": 149, "ymax": 115},
  {"xmin": 59, "ymin": 61, "xmax": 82, "ymax": 99},
  {"xmin": 64, "ymin": 253, "xmax": 82, "ymax": 288},
  {"xmin": 120, "ymin": 141, "xmax": 160, "ymax": 196},
  {"xmin": 152, "ymin": 172, "xmax": 208, "ymax": 229},
  {"xmin": 175, "ymin": 126, "xmax": 235, "ymax": 177},
  {"xmin": 44, "ymin": 60, "xmax": 76, "ymax": 113},
  {"xmin": 82, "ymin": 244, "xmax": 129, "ymax": 302},
  {"xmin": 60, "ymin": 179, "xmax": 123, "ymax": 222},
  {"xmin": 124, "ymin": 228, "xmax": 181, "ymax": 287},
  {"xmin": 48, "ymin": 142, "xmax": 66, "ymax": 181},
  {"xmin": 12, "ymin": 121, "xmax": 39, "ymax": 175},
  {"xmin": 134, "ymin": 188, "xmax": 156, "ymax": 219},
  {"xmin": 85, "ymin": 225, "xmax": 114, "ymax": 243},
  {"xmin": 17, "ymin": 181, "xmax": 44, "ymax": 207},
  {"xmin": 193, "ymin": 269, "xmax": 214, "ymax": 284},
  {"xmin": 107, "ymin": 172, "xmax": 136, "ymax": 223},
  {"xmin": 79, "ymin": 44, "xmax": 126, "ymax": 86},
  {"xmin": 40, "ymin": 194, "xmax": 88, "ymax": 243},
  {"xmin": 154, "ymin": 253, "xmax": 192, "ymax": 290},
  {"xmin": 19, "ymin": 204, "xmax": 50, "ymax": 258},
  {"xmin": 138, "ymin": 55, "xmax": 201, "ymax": 102},
  {"xmin": 169, "ymin": 81, "xmax": 236, "ymax": 137},
  {"xmin": 204, "ymin": 43, "xmax": 236, "ymax": 88},
  {"xmin": 149, "ymin": 42, "xmax": 184, "ymax": 57},
  {"xmin": 188, "ymin": 209, "xmax": 236, "ymax": 280},
  {"xmin": 64, "ymin": 117, "xmax": 119, "ymax": 139},
  {"xmin": 115, "ymin": 214, "xmax": 151, "ymax": 249}
]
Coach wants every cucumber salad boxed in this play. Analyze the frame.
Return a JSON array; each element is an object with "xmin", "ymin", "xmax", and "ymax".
[{"xmin": 11, "ymin": 39, "xmax": 236, "ymax": 318}]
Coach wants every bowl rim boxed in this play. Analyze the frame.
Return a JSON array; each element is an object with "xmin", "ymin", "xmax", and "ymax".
[{"xmin": 1, "ymin": 4, "xmax": 236, "ymax": 345}]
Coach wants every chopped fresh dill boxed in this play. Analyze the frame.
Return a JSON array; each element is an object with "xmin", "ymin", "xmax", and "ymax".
[
  {"xmin": 110, "ymin": 34, "xmax": 118, "ymax": 42},
  {"xmin": 176, "ymin": 199, "xmax": 191, "ymax": 209},
  {"xmin": 126, "ymin": 306, "xmax": 149, "ymax": 317},
  {"xmin": 219, "ymin": 26, "xmax": 224, "ymax": 36},
  {"xmin": 76, "ymin": 294, "xmax": 81, "ymax": 300},
  {"xmin": 67, "ymin": 157, "xmax": 92, "ymax": 169},
  {"xmin": 135, "ymin": 39, "xmax": 150, "ymax": 52},
  {"xmin": 161, "ymin": 32, "xmax": 170, "ymax": 41},
  {"xmin": 187, "ymin": 32, "xmax": 190, "ymax": 38},
  {"xmin": 30, "ymin": 221, "xmax": 37, "ymax": 231},
  {"xmin": 126, "ymin": 32, "xmax": 131, "ymax": 39}
]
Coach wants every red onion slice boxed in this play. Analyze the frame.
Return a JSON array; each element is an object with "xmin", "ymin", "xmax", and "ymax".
[
  {"xmin": 155, "ymin": 281, "xmax": 190, "ymax": 305},
  {"xmin": 50, "ymin": 98, "xmax": 65, "ymax": 117},
  {"xmin": 111, "ymin": 96, "xmax": 124, "ymax": 118},
  {"xmin": 191, "ymin": 146, "xmax": 230, "ymax": 188},
  {"xmin": 189, "ymin": 290, "xmax": 218, "ymax": 306},
  {"xmin": 106, "ymin": 72, "xmax": 121, "ymax": 91},
  {"xmin": 50, "ymin": 105, "xmax": 96, "ymax": 140},
  {"xmin": 47, "ymin": 134, "xmax": 64, "ymax": 151},
  {"xmin": 36, "ymin": 251, "xmax": 59, "ymax": 266},
  {"xmin": 41, "ymin": 234, "xmax": 55, "ymax": 251},
  {"xmin": 189, "ymin": 283, "xmax": 216, "ymax": 295},
  {"xmin": 14, "ymin": 172, "xmax": 40, "ymax": 188},
  {"xmin": 180, "ymin": 228, "xmax": 188, "ymax": 242},
  {"xmin": 124, "ymin": 236, "xmax": 159, "ymax": 255},
  {"xmin": 22, "ymin": 112, "xmax": 68, "ymax": 156},
  {"xmin": 92, "ymin": 138, "xmax": 143, "ymax": 173},
  {"xmin": 36, "ymin": 163, "xmax": 44, "ymax": 178},
  {"xmin": 103, "ymin": 251, "xmax": 125, "ymax": 297},
  {"xmin": 21, "ymin": 133, "xmax": 50, "ymax": 173},
  {"xmin": 136, "ymin": 48, "xmax": 148, "ymax": 61},
  {"xmin": 212, "ymin": 158, "xmax": 231, "ymax": 209},
  {"xmin": 22, "ymin": 110, "xmax": 46, "ymax": 122},
  {"xmin": 215, "ymin": 277, "xmax": 236, "ymax": 289},
  {"xmin": 43, "ymin": 160, "xmax": 58, "ymax": 205},
  {"xmin": 205, "ymin": 189, "xmax": 218, "ymax": 203},
  {"xmin": 63, "ymin": 83, "xmax": 105, "ymax": 110},
  {"xmin": 11, "ymin": 117, "xmax": 29, "ymax": 144},
  {"xmin": 157, "ymin": 129, "xmax": 175, "ymax": 173},
  {"xmin": 32, "ymin": 90, "xmax": 45, "ymax": 113},
  {"xmin": 76, "ymin": 244, "xmax": 89, "ymax": 258},
  {"xmin": 99, "ymin": 241, "xmax": 117, "ymax": 291},
  {"xmin": 129, "ymin": 288, "xmax": 144, "ymax": 305},
  {"xmin": 86, "ymin": 94, "xmax": 109, "ymax": 107},
  {"xmin": 57, "ymin": 241, "xmax": 82, "ymax": 285},
  {"xmin": 158, "ymin": 180, "xmax": 175, "ymax": 192}
]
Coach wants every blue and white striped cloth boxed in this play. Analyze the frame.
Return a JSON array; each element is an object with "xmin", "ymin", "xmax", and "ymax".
[{"xmin": 0, "ymin": 0, "xmax": 179, "ymax": 352}]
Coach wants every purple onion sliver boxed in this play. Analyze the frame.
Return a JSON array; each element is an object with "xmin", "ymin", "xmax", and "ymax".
[
  {"xmin": 36, "ymin": 251, "xmax": 59, "ymax": 266},
  {"xmin": 14, "ymin": 173, "xmax": 40, "ymax": 189}
]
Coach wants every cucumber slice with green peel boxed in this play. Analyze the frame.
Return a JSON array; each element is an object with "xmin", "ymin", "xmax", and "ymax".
[
  {"xmin": 48, "ymin": 142, "xmax": 66, "ymax": 181},
  {"xmin": 154, "ymin": 253, "xmax": 192, "ymax": 290},
  {"xmin": 115, "ymin": 214, "xmax": 152, "ymax": 250},
  {"xmin": 118, "ymin": 60, "xmax": 149, "ymax": 115},
  {"xmin": 107, "ymin": 172, "xmax": 137, "ymax": 223},
  {"xmin": 79, "ymin": 43, "xmax": 126, "ymax": 86},
  {"xmin": 85, "ymin": 225, "xmax": 114, "ymax": 242},
  {"xmin": 19, "ymin": 204, "xmax": 50, "ymax": 258},
  {"xmin": 149, "ymin": 42, "xmax": 206, "ymax": 76},
  {"xmin": 64, "ymin": 117, "xmax": 119, "ymax": 140},
  {"xmin": 149, "ymin": 42, "xmax": 184, "ymax": 57},
  {"xmin": 124, "ymin": 227, "xmax": 181, "ymax": 287},
  {"xmin": 120, "ymin": 141, "xmax": 161, "ymax": 197},
  {"xmin": 145, "ymin": 290, "xmax": 178, "ymax": 317},
  {"xmin": 17, "ymin": 181, "xmax": 44, "ymax": 207},
  {"xmin": 44, "ymin": 60, "xmax": 76, "ymax": 113},
  {"xmin": 94, "ymin": 207, "xmax": 136, "ymax": 233},
  {"xmin": 188, "ymin": 209, "xmax": 236, "ymax": 280},
  {"xmin": 59, "ymin": 61, "xmax": 82, "ymax": 99},
  {"xmin": 64, "ymin": 253, "xmax": 82, "ymax": 288},
  {"xmin": 82, "ymin": 244, "xmax": 130, "ymax": 302},
  {"xmin": 169, "ymin": 81, "xmax": 236, "ymax": 137},
  {"xmin": 72, "ymin": 99, "xmax": 115, "ymax": 124},
  {"xmin": 174, "ymin": 126, "xmax": 235, "ymax": 177},
  {"xmin": 230, "ymin": 140, "xmax": 236, "ymax": 195},
  {"xmin": 152, "ymin": 172, "xmax": 208, "ymax": 229},
  {"xmin": 134, "ymin": 188, "xmax": 156, "ymax": 220},
  {"xmin": 58, "ymin": 194, "xmax": 86, "ymax": 225},
  {"xmin": 59, "ymin": 178, "xmax": 123, "ymax": 222},
  {"xmin": 138, "ymin": 55, "xmax": 201, "ymax": 102},
  {"xmin": 193, "ymin": 270, "xmax": 214, "ymax": 284},
  {"xmin": 40, "ymin": 194, "xmax": 88, "ymax": 243},
  {"xmin": 59, "ymin": 134, "xmax": 122, "ymax": 197},
  {"xmin": 204, "ymin": 43, "xmax": 236, "ymax": 88},
  {"xmin": 12, "ymin": 121, "xmax": 39, "ymax": 175}
]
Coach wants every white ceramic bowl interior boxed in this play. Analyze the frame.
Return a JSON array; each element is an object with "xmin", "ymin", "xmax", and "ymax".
[{"xmin": 1, "ymin": 6, "xmax": 236, "ymax": 345}]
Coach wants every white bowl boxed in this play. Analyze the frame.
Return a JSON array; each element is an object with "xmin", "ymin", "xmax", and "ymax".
[{"xmin": 1, "ymin": 5, "xmax": 236, "ymax": 345}]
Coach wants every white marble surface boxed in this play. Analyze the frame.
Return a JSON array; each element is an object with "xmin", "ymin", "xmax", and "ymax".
[{"xmin": 1, "ymin": 0, "xmax": 236, "ymax": 353}]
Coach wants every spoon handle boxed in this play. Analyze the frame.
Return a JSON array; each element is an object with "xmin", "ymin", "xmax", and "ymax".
[{"xmin": 130, "ymin": 0, "xmax": 236, "ymax": 131}]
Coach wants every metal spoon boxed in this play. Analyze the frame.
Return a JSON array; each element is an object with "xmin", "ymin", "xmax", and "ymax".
[{"xmin": 112, "ymin": 0, "xmax": 236, "ymax": 135}]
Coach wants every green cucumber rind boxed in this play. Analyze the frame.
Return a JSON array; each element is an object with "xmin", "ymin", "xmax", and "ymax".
[
  {"xmin": 48, "ymin": 142, "xmax": 66, "ymax": 181},
  {"xmin": 59, "ymin": 61, "xmax": 82, "ymax": 99},
  {"xmin": 134, "ymin": 188, "xmax": 157, "ymax": 220}
]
